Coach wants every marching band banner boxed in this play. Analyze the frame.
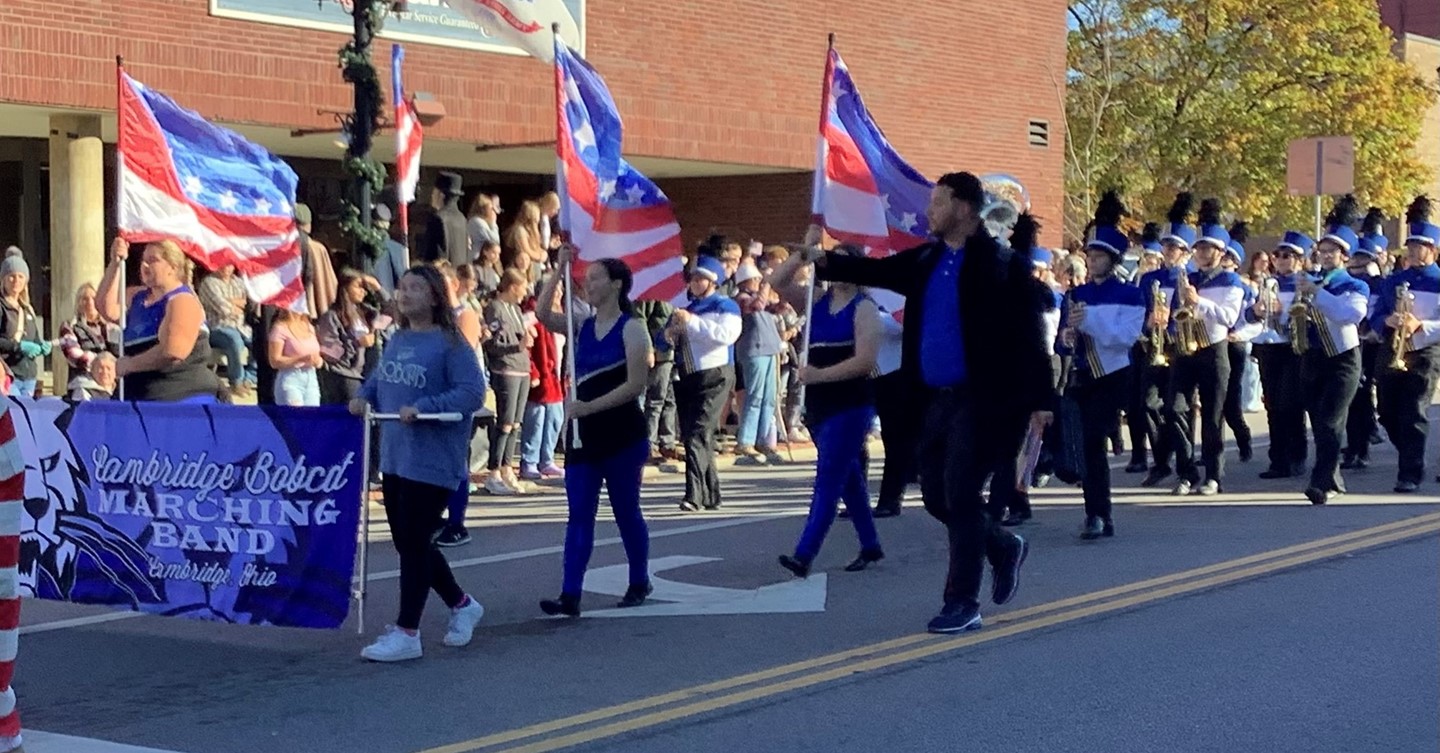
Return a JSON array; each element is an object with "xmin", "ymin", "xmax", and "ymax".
[{"xmin": 12, "ymin": 398, "xmax": 364, "ymax": 629}]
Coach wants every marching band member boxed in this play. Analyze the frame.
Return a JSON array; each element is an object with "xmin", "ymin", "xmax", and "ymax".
[
  {"xmin": 1294, "ymin": 198, "xmax": 1370, "ymax": 504},
  {"xmin": 1250, "ymin": 230, "xmax": 1313, "ymax": 480},
  {"xmin": 1158, "ymin": 199, "xmax": 1245, "ymax": 496},
  {"xmin": 1125, "ymin": 222, "xmax": 1166, "ymax": 474},
  {"xmin": 1372, "ymin": 196, "xmax": 1440, "ymax": 494},
  {"xmin": 670, "ymin": 252, "xmax": 743, "ymax": 511},
  {"xmin": 1341, "ymin": 207, "xmax": 1389, "ymax": 470},
  {"xmin": 1221, "ymin": 222, "xmax": 1258, "ymax": 463},
  {"xmin": 1057, "ymin": 191, "xmax": 1146, "ymax": 538},
  {"xmin": 769, "ymin": 244, "xmax": 885, "ymax": 577},
  {"xmin": 1134, "ymin": 192, "xmax": 1196, "ymax": 488}
]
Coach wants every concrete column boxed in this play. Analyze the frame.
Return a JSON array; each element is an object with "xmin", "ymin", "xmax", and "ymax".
[{"xmin": 48, "ymin": 114, "xmax": 106, "ymax": 394}]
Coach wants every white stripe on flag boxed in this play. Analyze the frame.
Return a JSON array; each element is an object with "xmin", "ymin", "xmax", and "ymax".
[
  {"xmin": 820, "ymin": 179, "xmax": 889, "ymax": 239},
  {"xmin": 565, "ymin": 197, "xmax": 680, "ymax": 263},
  {"xmin": 630, "ymin": 256, "xmax": 686, "ymax": 302}
]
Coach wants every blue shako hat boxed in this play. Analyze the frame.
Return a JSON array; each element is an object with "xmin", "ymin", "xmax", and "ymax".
[
  {"xmin": 1194, "ymin": 198, "xmax": 1230, "ymax": 250},
  {"xmin": 1321, "ymin": 194, "xmax": 1360, "ymax": 253},
  {"xmin": 1084, "ymin": 189, "xmax": 1128, "ymax": 257},
  {"xmin": 691, "ymin": 255, "xmax": 727, "ymax": 283},
  {"xmin": 1276, "ymin": 231, "xmax": 1315, "ymax": 255},
  {"xmin": 1406, "ymin": 195, "xmax": 1439, "ymax": 247},
  {"xmin": 1161, "ymin": 191, "xmax": 1196, "ymax": 248},
  {"xmin": 1140, "ymin": 222, "xmax": 1163, "ymax": 255},
  {"xmin": 1356, "ymin": 207, "xmax": 1387, "ymax": 258},
  {"xmin": 1225, "ymin": 221, "xmax": 1248, "ymax": 263}
]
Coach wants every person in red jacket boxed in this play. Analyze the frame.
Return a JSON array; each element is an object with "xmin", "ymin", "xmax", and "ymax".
[{"xmin": 520, "ymin": 296, "xmax": 567, "ymax": 480}]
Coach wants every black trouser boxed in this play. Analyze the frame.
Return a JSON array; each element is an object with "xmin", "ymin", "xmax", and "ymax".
[
  {"xmin": 488, "ymin": 374, "xmax": 529, "ymax": 470},
  {"xmin": 918, "ymin": 387, "xmax": 1025, "ymax": 609},
  {"xmin": 1376, "ymin": 345, "xmax": 1440, "ymax": 486},
  {"xmin": 677, "ymin": 365, "xmax": 734, "ymax": 509},
  {"xmin": 1343, "ymin": 341, "xmax": 1381, "ymax": 461},
  {"xmin": 645, "ymin": 360, "xmax": 679, "ymax": 451},
  {"xmin": 1077, "ymin": 368, "xmax": 1129, "ymax": 520},
  {"xmin": 255, "ymin": 305, "xmax": 278, "ymax": 406},
  {"xmin": 1165, "ymin": 343, "xmax": 1229, "ymax": 485},
  {"xmin": 320, "ymin": 370, "xmax": 363, "ymax": 405},
  {"xmin": 1130, "ymin": 352, "xmax": 1173, "ymax": 472},
  {"xmin": 1222, "ymin": 341, "xmax": 1253, "ymax": 455},
  {"xmin": 1302, "ymin": 347, "xmax": 1362, "ymax": 493},
  {"xmin": 874, "ymin": 370, "xmax": 919, "ymax": 512},
  {"xmin": 383, "ymin": 475, "xmax": 465, "ymax": 630},
  {"xmin": 1254, "ymin": 343, "xmax": 1307, "ymax": 474}
]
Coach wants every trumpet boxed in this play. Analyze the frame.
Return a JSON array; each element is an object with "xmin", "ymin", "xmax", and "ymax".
[
  {"xmin": 1147, "ymin": 280, "xmax": 1169, "ymax": 367},
  {"xmin": 1257, "ymin": 276, "xmax": 1280, "ymax": 336},
  {"xmin": 1172, "ymin": 273, "xmax": 1201, "ymax": 356},
  {"xmin": 1289, "ymin": 287, "xmax": 1312, "ymax": 356},
  {"xmin": 1387, "ymin": 282, "xmax": 1414, "ymax": 372}
]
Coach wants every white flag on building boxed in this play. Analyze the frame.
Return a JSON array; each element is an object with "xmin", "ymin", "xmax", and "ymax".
[{"xmin": 443, "ymin": 0, "xmax": 580, "ymax": 62}]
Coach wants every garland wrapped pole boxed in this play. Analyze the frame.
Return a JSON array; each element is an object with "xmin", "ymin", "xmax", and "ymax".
[{"xmin": 335, "ymin": 0, "xmax": 395, "ymax": 267}]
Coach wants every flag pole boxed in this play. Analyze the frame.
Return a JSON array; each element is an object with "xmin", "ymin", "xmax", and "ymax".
[
  {"xmin": 553, "ymin": 23, "xmax": 582, "ymax": 450},
  {"xmin": 115, "ymin": 55, "xmax": 127, "ymax": 401},
  {"xmin": 798, "ymin": 33, "xmax": 835, "ymax": 411}
]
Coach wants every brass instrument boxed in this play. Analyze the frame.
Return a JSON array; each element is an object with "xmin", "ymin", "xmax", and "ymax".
[
  {"xmin": 1258, "ymin": 276, "xmax": 1280, "ymax": 337},
  {"xmin": 1172, "ymin": 273, "xmax": 1201, "ymax": 356},
  {"xmin": 1289, "ymin": 284, "xmax": 1313, "ymax": 356},
  {"xmin": 1387, "ymin": 282, "xmax": 1414, "ymax": 372},
  {"xmin": 1147, "ymin": 280, "xmax": 1169, "ymax": 366}
]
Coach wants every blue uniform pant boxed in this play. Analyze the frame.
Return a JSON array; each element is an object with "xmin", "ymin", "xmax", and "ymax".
[
  {"xmin": 794, "ymin": 406, "xmax": 880, "ymax": 561},
  {"xmin": 562, "ymin": 440, "xmax": 651, "ymax": 596}
]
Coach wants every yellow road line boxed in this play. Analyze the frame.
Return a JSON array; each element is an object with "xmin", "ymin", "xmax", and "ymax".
[{"xmin": 416, "ymin": 513, "xmax": 1440, "ymax": 753}]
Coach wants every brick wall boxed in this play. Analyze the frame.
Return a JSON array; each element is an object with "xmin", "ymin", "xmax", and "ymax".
[
  {"xmin": 0, "ymin": 0, "xmax": 1066, "ymax": 243},
  {"xmin": 1380, "ymin": 0, "xmax": 1440, "ymax": 41}
]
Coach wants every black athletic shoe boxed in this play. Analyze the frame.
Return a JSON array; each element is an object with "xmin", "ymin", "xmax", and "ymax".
[
  {"xmin": 872, "ymin": 506, "xmax": 902, "ymax": 519},
  {"xmin": 1102, "ymin": 519, "xmax": 1115, "ymax": 537},
  {"xmin": 1080, "ymin": 515, "xmax": 1104, "ymax": 540},
  {"xmin": 617, "ymin": 582, "xmax": 653, "ymax": 608},
  {"xmin": 1259, "ymin": 467, "xmax": 1292, "ymax": 480},
  {"xmin": 1304, "ymin": 487, "xmax": 1338, "ymax": 505},
  {"xmin": 778, "ymin": 554, "xmax": 811, "ymax": 578},
  {"xmin": 1395, "ymin": 480, "xmax": 1419, "ymax": 494},
  {"xmin": 540, "ymin": 593, "xmax": 581, "ymax": 617},
  {"xmin": 678, "ymin": 498, "xmax": 700, "ymax": 512},
  {"xmin": 927, "ymin": 603, "xmax": 983, "ymax": 634},
  {"xmin": 1124, "ymin": 460, "xmax": 1149, "ymax": 474},
  {"xmin": 435, "ymin": 527, "xmax": 471, "ymax": 548},
  {"xmin": 843, "ymin": 548, "xmax": 885, "ymax": 572},
  {"xmin": 1140, "ymin": 467, "xmax": 1172, "ymax": 487},
  {"xmin": 990, "ymin": 534, "xmax": 1029, "ymax": 606},
  {"xmin": 1000, "ymin": 510, "xmax": 1033, "ymax": 527}
]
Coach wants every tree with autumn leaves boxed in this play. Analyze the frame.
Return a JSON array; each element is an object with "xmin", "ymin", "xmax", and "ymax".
[{"xmin": 1063, "ymin": 0, "xmax": 1436, "ymax": 243}]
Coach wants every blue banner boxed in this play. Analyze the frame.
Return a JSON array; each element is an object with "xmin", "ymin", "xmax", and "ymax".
[
  {"xmin": 208, "ymin": 0, "xmax": 586, "ymax": 55},
  {"xmin": 13, "ymin": 399, "xmax": 364, "ymax": 629}
]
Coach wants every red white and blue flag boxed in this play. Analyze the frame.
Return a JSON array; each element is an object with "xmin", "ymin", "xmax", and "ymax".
[
  {"xmin": 392, "ymin": 44, "xmax": 424, "ymax": 237},
  {"xmin": 117, "ymin": 70, "xmax": 304, "ymax": 310},
  {"xmin": 553, "ymin": 39, "xmax": 685, "ymax": 303},
  {"xmin": 811, "ymin": 47, "xmax": 933, "ymax": 256}
]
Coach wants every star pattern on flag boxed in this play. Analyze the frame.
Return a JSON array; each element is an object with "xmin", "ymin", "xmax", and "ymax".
[
  {"xmin": 218, "ymin": 190, "xmax": 239, "ymax": 211},
  {"xmin": 900, "ymin": 212, "xmax": 918, "ymax": 231},
  {"xmin": 183, "ymin": 175, "xmax": 203, "ymax": 197},
  {"xmin": 254, "ymin": 198, "xmax": 272, "ymax": 215}
]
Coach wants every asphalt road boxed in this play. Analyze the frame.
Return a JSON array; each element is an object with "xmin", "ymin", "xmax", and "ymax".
[{"xmin": 16, "ymin": 409, "xmax": 1440, "ymax": 753}]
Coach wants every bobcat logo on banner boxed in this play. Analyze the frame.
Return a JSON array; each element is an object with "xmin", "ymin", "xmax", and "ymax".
[{"xmin": 13, "ymin": 398, "xmax": 365, "ymax": 629}]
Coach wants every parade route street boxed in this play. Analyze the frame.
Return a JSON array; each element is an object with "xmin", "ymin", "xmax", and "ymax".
[{"xmin": 15, "ymin": 410, "xmax": 1440, "ymax": 753}]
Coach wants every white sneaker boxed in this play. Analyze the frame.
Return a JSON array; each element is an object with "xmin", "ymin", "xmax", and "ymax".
[
  {"xmin": 443, "ymin": 598, "xmax": 486, "ymax": 647},
  {"xmin": 484, "ymin": 477, "xmax": 515, "ymax": 496},
  {"xmin": 361, "ymin": 625, "xmax": 423, "ymax": 662}
]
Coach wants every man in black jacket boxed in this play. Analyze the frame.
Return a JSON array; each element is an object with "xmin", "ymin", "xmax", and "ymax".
[
  {"xmin": 418, "ymin": 171, "xmax": 469, "ymax": 266},
  {"xmin": 810, "ymin": 171, "xmax": 1054, "ymax": 633}
]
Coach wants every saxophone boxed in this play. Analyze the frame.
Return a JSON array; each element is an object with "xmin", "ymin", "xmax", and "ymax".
[
  {"xmin": 1172, "ymin": 273, "xmax": 1200, "ymax": 356},
  {"xmin": 1387, "ymin": 282, "xmax": 1414, "ymax": 372},
  {"xmin": 1147, "ymin": 280, "xmax": 1169, "ymax": 366},
  {"xmin": 1289, "ymin": 282, "xmax": 1312, "ymax": 356}
]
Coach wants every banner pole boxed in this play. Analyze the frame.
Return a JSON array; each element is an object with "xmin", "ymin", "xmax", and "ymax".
[
  {"xmin": 553, "ymin": 23, "xmax": 582, "ymax": 450},
  {"xmin": 356, "ymin": 408, "xmax": 373, "ymax": 636},
  {"xmin": 797, "ymin": 34, "xmax": 834, "ymax": 414},
  {"xmin": 115, "ymin": 55, "xmax": 128, "ymax": 401}
]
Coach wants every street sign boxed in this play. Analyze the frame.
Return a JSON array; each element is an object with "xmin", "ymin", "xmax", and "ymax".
[
  {"xmin": 1287, "ymin": 136, "xmax": 1355, "ymax": 196},
  {"xmin": 582, "ymin": 556, "xmax": 828, "ymax": 617}
]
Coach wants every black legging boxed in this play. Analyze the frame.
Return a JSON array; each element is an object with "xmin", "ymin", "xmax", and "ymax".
[
  {"xmin": 383, "ymin": 475, "xmax": 465, "ymax": 630},
  {"xmin": 1222, "ymin": 341, "xmax": 1253, "ymax": 456},
  {"xmin": 873, "ymin": 370, "xmax": 918, "ymax": 511},
  {"xmin": 488, "ymin": 374, "xmax": 529, "ymax": 470}
]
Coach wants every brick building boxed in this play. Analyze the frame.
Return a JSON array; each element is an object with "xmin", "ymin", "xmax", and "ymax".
[
  {"xmin": 1379, "ymin": 0, "xmax": 1440, "ymax": 205},
  {"xmin": 0, "ymin": 0, "xmax": 1066, "ymax": 332}
]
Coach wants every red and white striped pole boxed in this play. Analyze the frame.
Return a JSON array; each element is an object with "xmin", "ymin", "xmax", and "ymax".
[{"xmin": 0, "ymin": 399, "xmax": 26, "ymax": 751}]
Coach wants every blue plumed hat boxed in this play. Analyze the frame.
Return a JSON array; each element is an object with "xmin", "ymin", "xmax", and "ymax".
[
  {"xmin": 1406, "ymin": 195, "xmax": 1439, "ymax": 247},
  {"xmin": 1356, "ymin": 207, "xmax": 1386, "ymax": 258},
  {"xmin": 1140, "ymin": 222, "xmax": 1163, "ymax": 255},
  {"xmin": 691, "ymin": 255, "xmax": 727, "ymax": 282},
  {"xmin": 1084, "ymin": 190, "xmax": 1128, "ymax": 257},
  {"xmin": 1276, "ymin": 231, "xmax": 1314, "ymax": 255},
  {"xmin": 1194, "ymin": 198, "xmax": 1230, "ymax": 250},
  {"xmin": 1321, "ymin": 195, "xmax": 1360, "ymax": 253},
  {"xmin": 1030, "ymin": 247, "xmax": 1054, "ymax": 269},
  {"xmin": 1161, "ymin": 192, "xmax": 1196, "ymax": 248},
  {"xmin": 1225, "ymin": 221, "xmax": 1248, "ymax": 262}
]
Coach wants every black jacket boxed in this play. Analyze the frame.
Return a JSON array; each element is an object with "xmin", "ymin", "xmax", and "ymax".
[
  {"xmin": 418, "ymin": 201, "xmax": 469, "ymax": 267},
  {"xmin": 816, "ymin": 229, "xmax": 1054, "ymax": 419}
]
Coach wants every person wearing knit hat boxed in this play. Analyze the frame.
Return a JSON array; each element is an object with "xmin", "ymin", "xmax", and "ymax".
[
  {"xmin": 1293, "ymin": 195, "xmax": 1370, "ymax": 504},
  {"xmin": 1371, "ymin": 195, "xmax": 1440, "ymax": 493},
  {"xmin": 668, "ymin": 252, "xmax": 742, "ymax": 512},
  {"xmin": 1055, "ymin": 190, "xmax": 1146, "ymax": 538},
  {"xmin": 731, "ymin": 257, "xmax": 785, "ymax": 466},
  {"xmin": 1161, "ymin": 197, "xmax": 1246, "ymax": 497},
  {"xmin": 0, "ymin": 247, "xmax": 49, "ymax": 396},
  {"xmin": 1219, "ymin": 221, "xmax": 1259, "ymax": 464},
  {"xmin": 1131, "ymin": 192, "xmax": 1196, "ymax": 483},
  {"xmin": 1341, "ymin": 207, "xmax": 1388, "ymax": 471}
]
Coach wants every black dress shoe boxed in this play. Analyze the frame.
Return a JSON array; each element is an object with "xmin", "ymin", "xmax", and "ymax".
[
  {"xmin": 702, "ymin": 503, "xmax": 722, "ymax": 511},
  {"xmin": 837, "ymin": 508, "xmax": 850, "ymax": 520},
  {"xmin": 1140, "ymin": 467, "xmax": 1172, "ymax": 487},
  {"xmin": 1258, "ymin": 468, "xmax": 1291, "ymax": 480},
  {"xmin": 540, "ymin": 593, "xmax": 581, "ymax": 617},
  {"xmin": 990, "ymin": 534, "xmax": 1029, "ymax": 605},
  {"xmin": 844, "ymin": 548, "xmax": 885, "ymax": 572},
  {"xmin": 1080, "ymin": 515, "xmax": 1104, "ymax": 540},
  {"xmin": 872, "ymin": 506, "xmax": 901, "ymax": 519},
  {"xmin": 1102, "ymin": 519, "xmax": 1115, "ymax": 537},
  {"xmin": 1395, "ymin": 480, "xmax": 1419, "ymax": 494},
  {"xmin": 1124, "ymin": 460, "xmax": 1149, "ymax": 474},
  {"xmin": 1238, "ymin": 445, "xmax": 1253, "ymax": 463},
  {"xmin": 778, "ymin": 554, "xmax": 811, "ymax": 578},
  {"xmin": 927, "ymin": 602, "xmax": 982, "ymax": 634},
  {"xmin": 617, "ymin": 582, "xmax": 654, "ymax": 608},
  {"xmin": 1000, "ymin": 510, "xmax": 1032, "ymax": 527},
  {"xmin": 1303, "ymin": 487, "xmax": 1335, "ymax": 505},
  {"xmin": 678, "ymin": 499, "xmax": 700, "ymax": 512}
]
